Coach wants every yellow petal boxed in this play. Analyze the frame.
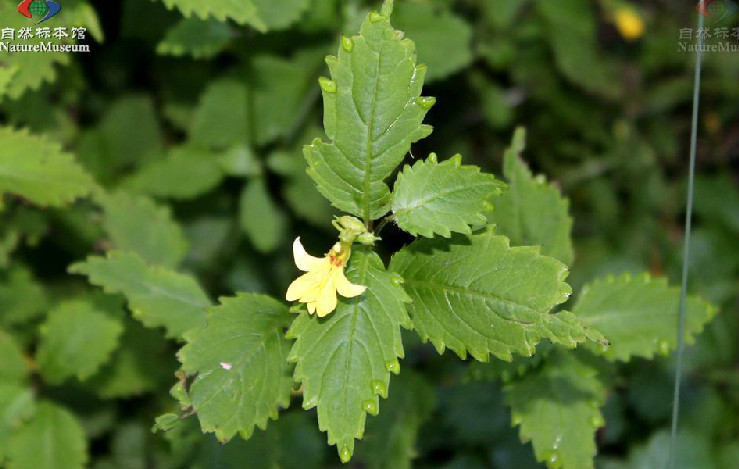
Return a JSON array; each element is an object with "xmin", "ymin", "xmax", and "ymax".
[
  {"xmin": 335, "ymin": 268, "xmax": 367, "ymax": 298},
  {"xmin": 314, "ymin": 279, "xmax": 338, "ymax": 317},
  {"xmin": 293, "ymin": 237, "xmax": 323, "ymax": 272},
  {"xmin": 286, "ymin": 272, "xmax": 318, "ymax": 301}
]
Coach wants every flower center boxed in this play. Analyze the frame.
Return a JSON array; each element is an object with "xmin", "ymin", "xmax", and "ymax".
[{"xmin": 328, "ymin": 254, "xmax": 343, "ymax": 267}]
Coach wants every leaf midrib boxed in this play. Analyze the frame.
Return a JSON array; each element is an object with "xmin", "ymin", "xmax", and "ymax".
[{"xmin": 361, "ymin": 40, "xmax": 383, "ymax": 224}]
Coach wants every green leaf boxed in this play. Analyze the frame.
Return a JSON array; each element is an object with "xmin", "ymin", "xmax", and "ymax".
[
  {"xmin": 249, "ymin": 0, "xmax": 311, "ymax": 31},
  {"xmin": 0, "ymin": 127, "xmax": 96, "ymax": 207},
  {"xmin": 36, "ymin": 300, "xmax": 124, "ymax": 383},
  {"xmin": 392, "ymin": 1, "xmax": 473, "ymax": 82},
  {"xmin": 70, "ymin": 251, "xmax": 210, "ymax": 339},
  {"xmin": 389, "ymin": 229, "xmax": 594, "ymax": 362},
  {"xmin": 305, "ymin": 4, "xmax": 434, "ymax": 221},
  {"xmin": 100, "ymin": 192, "xmax": 188, "ymax": 268},
  {"xmin": 504, "ymin": 349, "xmax": 608, "ymax": 469},
  {"xmin": 287, "ymin": 247, "xmax": 411, "ymax": 462},
  {"xmin": 122, "ymin": 146, "xmax": 224, "ymax": 200},
  {"xmin": 391, "ymin": 154, "xmax": 505, "ymax": 238},
  {"xmin": 239, "ymin": 179, "xmax": 287, "ymax": 254},
  {"xmin": 0, "ymin": 384, "xmax": 34, "ymax": 464},
  {"xmin": 219, "ymin": 145, "xmax": 261, "ymax": 177},
  {"xmin": 157, "ymin": 0, "xmax": 309, "ymax": 32},
  {"xmin": 537, "ymin": 0, "xmax": 621, "ymax": 99},
  {"xmin": 189, "ymin": 79, "xmax": 249, "ymax": 149},
  {"xmin": 7, "ymin": 401, "xmax": 88, "ymax": 469},
  {"xmin": 0, "ymin": 265, "xmax": 48, "ymax": 326},
  {"xmin": 86, "ymin": 319, "xmax": 176, "ymax": 399},
  {"xmin": 0, "ymin": 330, "xmax": 27, "ymax": 384},
  {"xmin": 488, "ymin": 128, "xmax": 574, "ymax": 266},
  {"xmin": 178, "ymin": 294, "xmax": 293, "ymax": 442},
  {"xmin": 157, "ymin": 18, "xmax": 234, "ymax": 59},
  {"xmin": 251, "ymin": 52, "xmax": 323, "ymax": 146},
  {"xmin": 284, "ymin": 169, "xmax": 338, "ymax": 227},
  {"xmin": 602, "ymin": 429, "xmax": 716, "ymax": 469},
  {"xmin": 572, "ymin": 273, "xmax": 718, "ymax": 361},
  {"xmin": 357, "ymin": 371, "xmax": 435, "ymax": 469},
  {"xmin": 0, "ymin": 2, "xmax": 75, "ymax": 101}
]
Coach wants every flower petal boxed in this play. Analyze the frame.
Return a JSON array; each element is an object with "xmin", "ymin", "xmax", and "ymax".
[
  {"xmin": 335, "ymin": 269, "xmax": 367, "ymax": 298},
  {"xmin": 293, "ymin": 237, "xmax": 323, "ymax": 272},
  {"xmin": 286, "ymin": 272, "xmax": 317, "ymax": 301},
  {"xmin": 315, "ymin": 280, "xmax": 338, "ymax": 317}
]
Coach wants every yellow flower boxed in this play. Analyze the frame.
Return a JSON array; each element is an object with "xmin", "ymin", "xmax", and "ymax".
[
  {"xmin": 286, "ymin": 237, "xmax": 367, "ymax": 317},
  {"xmin": 614, "ymin": 7, "xmax": 644, "ymax": 41}
]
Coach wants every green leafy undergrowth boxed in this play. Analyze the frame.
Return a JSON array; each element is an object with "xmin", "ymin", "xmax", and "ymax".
[{"xmin": 0, "ymin": 1, "xmax": 722, "ymax": 468}]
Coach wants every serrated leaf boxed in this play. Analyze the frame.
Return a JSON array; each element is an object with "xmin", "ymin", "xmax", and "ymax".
[
  {"xmin": 488, "ymin": 128, "xmax": 574, "ymax": 266},
  {"xmin": 0, "ymin": 384, "xmax": 34, "ymax": 464},
  {"xmin": 36, "ymin": 300, "xmax": 124, "ymax": 383},
  {"xmin": 572, "ymin": 273, "xmax": 717, "ymax": 361},
  {"xmin": 179, "ymin": 294, "xmax": 293, "ymax": 442},
  {"xmin": 0, "ymin": 265, "xmax": 48, "ymax": 326},
  {"xmin": 468, "ymin": 341, "xmax": 554, "ymax": 383},
  {"xmin": 504, "ymin": 349, "xmax": 608, "ymax": 469},
  {"xmin": 305, "ymin": 5, "xmax": 433, "ymax": 221},
  {"xmin": 100, "ymin": 192, "xmax": 188, "ymax": 268},
  {"xmin": 239, "ymin": 179, "xmax": 287, "ymax": 254},
  {"xmin": 389, "ymin": 230, "xmax": 594, "ymax": 362},
  {"xmin": 157, "ymin": 0, "xmax": 309, "ymax": 32},
  {"xmin": 7, "ymin": 401, "xmax": 88, "ymax": 469},
  {"xmin": 392, "ymin": 1, "xmax": 473, "ymax": 82},
  {"xmin": 392, "ymin": 155, "xmax": 505, "ymax": 238},
  {"xmin": 287, "ymin": 247, "xmax": 411, "ymax": 461},
  {"xmin": 357, "ymin": 371, "xmax": 435, "ymax": 469},
  {"xmin": 0, "ymin": 2, "xmax": 71, "ymax": 101},
  {"xmin": 0, "ymin": 127, "xmax": 96, "ymax": 207},
  {"xmin": 122, "ymin": 146, "xmax": 224, "ymax": 200},
  {"xmin": 157, "ymin": 18, "xmax": 234, "ymax": 59},
  {"xmin": 70, "ymin": 251, "xmax": 210, "ymax": 338},
  {"xmin": 0, "ymin": 329, "xmax": 27, "ymax": 384}
]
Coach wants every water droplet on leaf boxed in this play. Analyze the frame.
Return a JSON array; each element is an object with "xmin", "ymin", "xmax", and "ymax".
[
  {"xmin": 386, "ymin": 360, "xmax": 400, "ymax": 374},
  {"xmin": 369, "ymin": 11, "xmax": 384, "ymax": 22},
  {"xmin": 658, "ymin": 339, "xmax": 670, "ymax": 355},
  {"xmin": 390, "ymin": 275, "xmax": 404, "ymax": 286},
  {"xmin": 427, "ymin": 153, "xmax": 438, "ymax": 163},
  {"xmin": 591, "ymin": 413, "xmax": 605, "ymax": 427}
]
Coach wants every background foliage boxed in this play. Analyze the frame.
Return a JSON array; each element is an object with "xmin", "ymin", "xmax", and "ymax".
[{"xmin": 1, "ymin": 0, "xmax": 737, "ymax": 468}]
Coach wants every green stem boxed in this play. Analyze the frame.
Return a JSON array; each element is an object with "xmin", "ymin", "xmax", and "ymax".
[{"xmin": 668, "ymin": 11, "xmax": 704, "ymax": 469}]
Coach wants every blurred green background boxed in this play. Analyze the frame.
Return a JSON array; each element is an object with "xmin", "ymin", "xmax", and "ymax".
[{"xmin": 0, "ymin": 0, "xmax": 737, "ymax": 468}]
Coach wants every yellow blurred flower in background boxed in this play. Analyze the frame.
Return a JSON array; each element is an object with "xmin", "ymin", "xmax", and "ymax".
[{"xmin": 614, "ymin": 6, "xmax": 645, "ymax": 41}]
